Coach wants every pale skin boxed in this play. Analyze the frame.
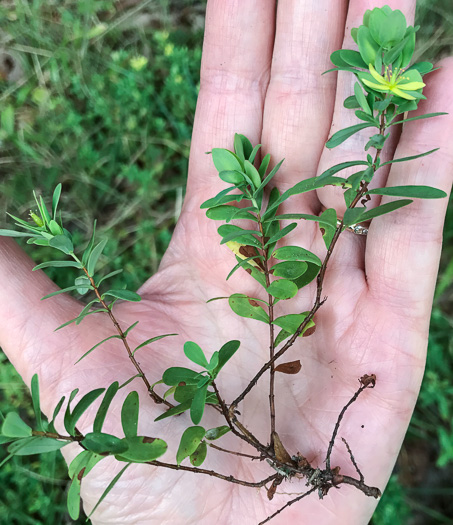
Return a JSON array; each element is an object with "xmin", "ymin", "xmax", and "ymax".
[{"xmin": 1, "ymin": 0, "xmax": 452, "ymax": 523}]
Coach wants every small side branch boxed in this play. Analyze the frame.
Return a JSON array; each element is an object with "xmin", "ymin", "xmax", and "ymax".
[
  {"xmin": 326, "ymin": 374, "xmax": 376, "ymax": 470},
  {"xmin": 342, "ymin": 437, "xmax": 364, "ymax": 483},
  {"xmin": 257, "ymin": 487, "xmax": 318, "ymax": 525},
  {"xmin": 149, "ymin": 460, "xmax": 277, "ymax": 488}
]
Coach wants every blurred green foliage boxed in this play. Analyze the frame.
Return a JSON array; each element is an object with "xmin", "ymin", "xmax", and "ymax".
[{"xmin": 0, "ymin": 0, "xmax": 452, "ymax": 523}]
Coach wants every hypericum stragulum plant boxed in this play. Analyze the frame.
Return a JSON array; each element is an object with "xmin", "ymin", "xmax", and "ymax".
[{"xmin": 0, "ymin": 6, "xmax": 448, "ymax": 524}]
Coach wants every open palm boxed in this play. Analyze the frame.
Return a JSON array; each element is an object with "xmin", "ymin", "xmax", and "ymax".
[{"xmin": 1, "ymin": 1, "xmax": 452, "ymax": 524}]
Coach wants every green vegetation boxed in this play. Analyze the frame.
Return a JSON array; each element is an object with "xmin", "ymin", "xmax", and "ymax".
[{"xmin": 0, "ymin": 0, "xmax": 452, "ymax": 523}]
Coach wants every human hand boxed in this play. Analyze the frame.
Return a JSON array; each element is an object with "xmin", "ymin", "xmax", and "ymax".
[{"xmin": 1, "ymin": 1, "xmax": 452, "ymax": 524}]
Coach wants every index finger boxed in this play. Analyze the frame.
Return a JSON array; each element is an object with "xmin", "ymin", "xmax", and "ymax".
[{"xmin": 184, "ymin": 0, "xmax": 276, "ymax": 208}]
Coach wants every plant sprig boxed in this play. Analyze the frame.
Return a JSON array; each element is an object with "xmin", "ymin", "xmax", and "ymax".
[{"xmin": 0, "ymin": 5, "xmax": 448, "ymax": 524}]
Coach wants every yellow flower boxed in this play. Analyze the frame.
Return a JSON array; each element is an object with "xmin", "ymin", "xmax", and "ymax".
[{"xmin": 361, "ymin": 64, "xmax": 425, "ymax": 100}]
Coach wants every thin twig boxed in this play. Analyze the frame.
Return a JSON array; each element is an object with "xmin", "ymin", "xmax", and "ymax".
[
  {"xmin": 341, "ymin": 437, "xmax": 364, "ymax": 483},
  {"xmin": 208, "ymin": 442, "xmax": 261, "ymax": 460},
  {"xmin": 78, "ymin": 263, "xmax": 173, "ymax": 408},
  {"xmin": 325, "ymin": 375, "xmax": 376, "ymax": 470},
  {"xmin": 149, "ymin": 460, "xmax": 277, "ymax": 488},
  {"xmin": 257, "ymin": 487, "xmax": 318, "ymax": 525}
]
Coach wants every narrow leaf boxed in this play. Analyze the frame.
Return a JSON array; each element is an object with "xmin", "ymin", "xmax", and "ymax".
[
  {"xmin": 87, "ymin": 463, "xmax": 132, "ymax": 519},
  {"xmin": 326, "ymin": 123, "xmax": 375, "ymax": 149},
  {"xmin": 264, "ymin": 223, "xmax": 297, "ymax": 248},
  {"xmin": 103, "ymin": 289, "xmax": 141, "ymax": 302},
  {"xmin": 115, "ymin": 436, "xmax": 167, "ymax": 463},
  {"xmin": 366, "ymin": 185, "xmax": 447, "ymax": 199},
  {"xmin": 205, "ymin": 426, "xmax": 230, "ymax": 441},
  {"xmin": 190, "ymin": 384, "xmax": 208, "ymax": 425},
  {"xmin": 162, "ymin": 368, "xmax": 201, "ymax": 386},
  {"xmin": 75, "ymin": 335, "xmax": 122, "ymax": 364},
  {"xmin": 66, "ymin": 388, "xmax": 105, "ymax": 436},
  {"xmin": 31, "ymin": 374, "xmax": 43, "ymax": 431},
  {"xmin": 93, "ymin": 382, "xmax": 119, "ymax": 433},
  {"xmin": 132, "ymin": 334, "xmax": 178, "ymax": 356},
  {"xmin": 33, "ymin": 260, "xmax": 82, "ymax": 271},
  {"xmin": 389, "ymin": 112, "xmax": 447, "ymax": 126},
  {"xmin": 1, "ymin": 413, "xmax": 32, "ymax": 438},
  {"xmin": 272, "ymin": 246, "xmax": 322, "ymax": 266},
  {"xmin": 154, "ymin": 400, "xmax": 192, "ymax": 422},
  {"xmin": 343, "ymin": 199, "xmax": 413, "ymax": 226},
  {"xmin": 380, "ymin": 148, "xmax": 438, "ymax": 166},
  {"xmin": 49, "ymin": 235, "xmax": 74, "ymax": 254},
  {"xmin": 121, "ymin": 391, "xmax": 139, "ymax": 438},
  {"xmin": 87, "ymin": 239, "xmax": 108, "ymax": 276}
]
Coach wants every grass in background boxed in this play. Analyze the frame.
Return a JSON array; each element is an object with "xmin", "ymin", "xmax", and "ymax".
[{"xmin": 0, "ymin": 0, "xmax": 452, "ymax": 523}]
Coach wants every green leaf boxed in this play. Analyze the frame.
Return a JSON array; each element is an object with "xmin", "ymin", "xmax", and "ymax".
[
  {"xmin": 226, "ymin": 255, "xmax": 265, "ymax": 282},
  {"xmin": 124, "ymin": 321, "xmax": 139, "ymax": 336},
  {"xmin": 184, "ymin": 341, "xmax": 209, "ymax": 368},
  {"xmin": 267, "ymin": 279, "xmax": 298, "ymax": 300},
  {"xmin": 33, "ymin": 260, "xmax": 82, "ymax": 271},
  {"xmin": 162, "ymin": 367, "xmax": 201, "ymax": 386},
  {"xmin": 87, "ymin": 463, "xmax": 132, "ymax": 519},
  {"xmin": 102, "ymin": 289, "xmax": 141, "ymax": 302},
  {"xmin": 354, "ymin": 82, "xmax": 371, "ymax": 114},
  {"xmin": 254, "ymin": 158, "xmax": 284, "ymax": 195},
  {"xmin": 42, "ymin": 285, "xmax": 87, "ymax": 301},
  {"xmin": 218, "ymin": 225, "xmax": 262, "ymax": 248},
  {"xmin": 154, "ymin": 401, "xmax": 192, "ymax": 422},
  {"xmin": 233, "ymin": 133, "xmax": 245, "ymax": 161},
  {"xmin": 87, "ymin": 238, "xmax": 108, "ymax": 276},
  {"xmin": 51, "ymin": 184, "xmax": 62, "ymax": 220},
  {"xmin": 211, "ymin": 148, "xmax": 243, "ymax": 173},
  {"xmin": 213, "ymin": 340, "xmax": 240, "ymax": 377},
  {"xmin": 235, "ymin": 134, "xmax": 254, "ymax": 161},
  {"xmin": 48, "ymin": 395, "xmax": 66, "ymax": 433},
  {"xmin": 55, "ymin": 307, "xmax": 106, "ymax": 331},
  {"xmin": 355, "ymin": 110, "xmax": 379, "ymax": 125},
  {"xmin": 368, "ymin": 7, "xmax": 407, "ymax": 48},
  {"xmin": 273, "ymin": 312, "xmax": 314, "ymax": 335},
  {"xmin": 174, "ymin": 385, "xmax": 197, "ymax": 403},
  {"xmin": 319, "ymin": 208, "xmax": 337, "ymax": 249},
  {"xmin": 272, "ymin": 246, "xmax": 322, "ymax": 266},
  {"xmin": 190, "ymin": 384, "xmax": 208, "ymax": 425},
  {"xmin": 326, "ymin": 123, "xmax": 375, "ymax": 149},
  {"xmin": 0, "ymin": 229, "xmax": 37, "ymax": 238},
  {"xmin": 115, "ymin": 436, "xmax": 167, "ymax": 463},
  {"xmin": 407, "ymin": 61, "xmax": 434, "ymax": 75},
  {"xmin": 228, "ymin": 293, "xmax": 269, "ymax": 323},
  {"xmin": 8, "ymin": 437, "xmax": 68, "ymax": 455},
  {"xmin": 49, "ymin": 235, "xmax": 74, "ymax": 254},
  {"xmin": 244, "ymin": 160, "xmax": 261, "ymax": 190},
  {"xmin": 292, "ymin": 262, "xmax": 320, "ymax": 290},
  {"xmin": 207, "ymin": 205, "xmax": 256, "ymax": 222},
  {"xmin": 264, "ymin": 222, "xmax": 297, "ymax": 248},
  {"xmin": 218, "ymin": 170, "xmax": 245, "ymax": 185},
  {"xmin": 96, "ymin": 269, "xmax": 123, "ymax": 286},
  {"xmin": 339, "ymin": 50, "xmax": 368, "ymax": 68},
  {"xmin": 205, "ymin": 426, "xmax": 230, "ymax": 441},
  {"xmin": 319, "ymin": 160, "xmax": 370, "ymax": 181},
  {"xmin": 132, "ymin": 334, "xmax": 178, "ymax": 356},
  {"xmin": 82, "ymin": 220, "xmax": 97, "ymax": 266},
  {"xmin": 82, "ymin": 432, "xmax": 129, "ymax": 455},
  {"xmin": 75, "ymin": 334, "xmax": 121, "ymax": 364},
  {"xmin": 274, "ymin": 329, "xmax": 291, "ymax": 347},
  {"xmin": 330, "ymin": 50, "xmax": 351, "ymax": 68},
  {"xmin": 75, "ymin": 276, "xmax": 91, "ymax": 295},
  {"xmin": 176, "ymin": 426, "xmax": 206, "ymax": 465},
  {"xmin": 93, "ymin": 382, "xmax": 119, "ymax": 434},
  {"xmin": 65, "ymin": 388, "xmax": 105, "ymax": 436},
  {"xmin": 190, "ymin": 440, "xmax": 207, "ymax": 466},
  {"xmin": 365, "ymin": 133, "xmax": 389, "ymax": 151},
  {"xmin": 163, "ymin": 386, "xmax": 177, "ymax": 399},
  {"xmin": 271, "ymin": 261, "xmax": 308, "ymax": 280},
  {"xmin": 48, "ymin": 219, "xmax": 63, "ymax": 236},
  {"xmin": 121, "ymin": 391, "xmax": 139, "ymax": 438},
  {"xmin": 1, "ymin": 413, "xmax": 32, "ymax": 438},
  {"xmin": 366, "ymin": 186, "xmax": 447, "ymax": 199},
  {"xmin": 67, "ymin": 475, "xmax": 82, "ymax": 520},
  {"xmin": 357, "ymin": 25, "xmax": 380, "ymax": 65},
  {"xmin": 258, "ymin": 153, "xmax": 271, "ymax": 178},
  {"xmin": 248, "ymin": 144, "xmax": 261, "ymax": 164},
  {"xmin": 389, "ymin": 113, "xmax": 448, "ymax": 126},
  {"xmin": 344, "ymin": 95, "xmax": 361, "ymax": 109},
  {"xmin": 200, "ymin": 192, "xmax": 244, "ymax": 209},
  {"xmin": 343, "ymin": 199, "xmax": 413, "ymax": 226},
  {"xmin": 30, "ymin": 374, "xmax": 43, "ymax": 431}
]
